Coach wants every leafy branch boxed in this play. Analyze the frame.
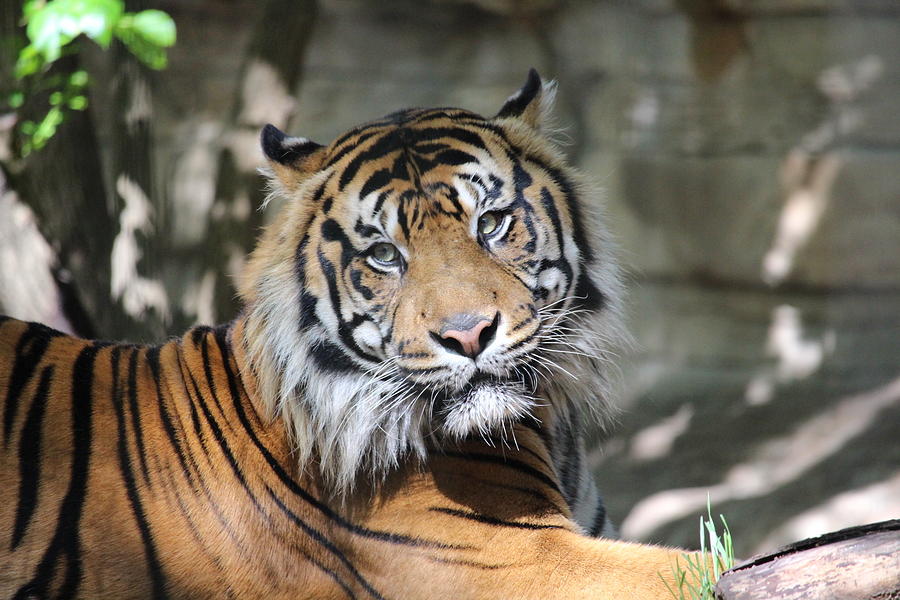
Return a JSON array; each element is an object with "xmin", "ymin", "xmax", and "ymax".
[{"xmin": 8, "ymin": 0, "xmax": 176, "ymax": 156}]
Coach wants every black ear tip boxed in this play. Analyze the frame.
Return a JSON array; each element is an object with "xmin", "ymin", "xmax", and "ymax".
[
  {"xmin": 261, "ymin": 123, "xmax": 286, "ymax": 160},
  {"xmin": 496, "ymin": 68, "xmax": 545, "ymax": 120}
]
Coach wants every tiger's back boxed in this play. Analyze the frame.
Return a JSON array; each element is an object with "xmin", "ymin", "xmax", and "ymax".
[
  {"xmin": 1, "ymin": 318, "xmax": 162, "ymax": 597},
  {"xmin": 0, "ymin": 318, "xmax": 344, "ymax": 598}
]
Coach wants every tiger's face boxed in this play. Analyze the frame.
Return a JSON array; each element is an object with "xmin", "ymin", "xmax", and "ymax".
[{"xmin": 240, "ymin": 71, "xmax": 623, "ymax": 491}]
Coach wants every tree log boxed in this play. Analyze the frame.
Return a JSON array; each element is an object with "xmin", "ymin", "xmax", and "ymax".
[{"xmin": 716, "ymin": 519, "xmax": 900, "ymax": 600}]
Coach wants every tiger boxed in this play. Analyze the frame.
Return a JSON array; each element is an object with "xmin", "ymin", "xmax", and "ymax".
[{"xmin": 1, "ymin": 70, "xmax": 705, "ymax": 599}]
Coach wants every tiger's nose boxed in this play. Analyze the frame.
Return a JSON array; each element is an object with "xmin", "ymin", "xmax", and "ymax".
[{"xmin": 432, "ymin": 312, "xmax": 500, "ymax": 359}]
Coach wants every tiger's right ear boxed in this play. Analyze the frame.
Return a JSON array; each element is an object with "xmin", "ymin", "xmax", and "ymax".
[
  {"xmin": 494, "ymin": 68, "xmax": 556, "ymax": 131},
  {"xmin": 261, "ymin": 123, "xmax": 326, "ymax": 191}
]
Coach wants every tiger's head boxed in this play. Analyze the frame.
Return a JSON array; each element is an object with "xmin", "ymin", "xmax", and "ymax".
[{"xmin": 239, "ymin": 70, "xmax": 625, "ymax": 492}]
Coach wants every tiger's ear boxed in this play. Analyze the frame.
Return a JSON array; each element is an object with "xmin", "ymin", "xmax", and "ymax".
[
  {"xmin": 494, "ymin": 68, "xmax": 557, "ymax": 130},
  {"xmin": 261, "ymin": 123, "xmax": 326, "ymax": 191}
]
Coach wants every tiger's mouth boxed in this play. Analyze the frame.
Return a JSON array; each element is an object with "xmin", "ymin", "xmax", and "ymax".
[{"xmin": 429, "ymin": 370, "xmax": 538, "ymax": 438}]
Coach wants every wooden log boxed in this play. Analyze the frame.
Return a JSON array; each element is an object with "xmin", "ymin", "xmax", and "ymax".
[{"xmin": 716, "ymin": 519, "xmax": 900, "ymax": 599}]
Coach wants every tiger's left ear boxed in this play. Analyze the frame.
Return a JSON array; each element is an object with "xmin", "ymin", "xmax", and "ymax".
[
  {"xmin": 261, "ymin": 123, "xmax": 326, "ymax": 192},
  {"xmin": 494, "ymin": 68, "xmax": 557, "ymax": 130}
]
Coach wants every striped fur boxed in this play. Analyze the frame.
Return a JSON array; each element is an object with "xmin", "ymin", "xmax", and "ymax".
[{"xmin": 1, "ymin": 71, "xmax": 700, "ymax": 598}]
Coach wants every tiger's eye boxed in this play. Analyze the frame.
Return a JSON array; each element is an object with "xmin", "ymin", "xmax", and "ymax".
[
  {"xmin": 370, "ymin": 242, "xmax": 400, "ymax": 265},
  {"xmin": 478, "ymin": 212, "xmax": 502, "ymax": 236}
]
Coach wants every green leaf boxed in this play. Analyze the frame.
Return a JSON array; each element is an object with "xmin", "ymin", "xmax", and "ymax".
[
  {"xmin": 130, "ymin": 10, "xmax": 175, "ymax": 47},
  {"xmin": 26, "ymin": 6, "xmax": 68, "ymax": 62},
  {"xmin": 68, "ymin": 95, "xmax": 88, "ymax": 110},
  {"xmin": 13, "ymin": 0, "xmax": 174, "ymax": 157},
  {"xmin": 26, "ymin": 0, "xmax": 125, "ymax": 57},
  {"xmin": 23, "ymin": 0, "xmax": 46, "ymax": 21},
  {"xmin": 14, "ymin": 45, "xmax": 44, "ymax": 78},
  {"xmin": 117, "ymin": 31, "xmax": 168, "ymax": 70},
  {"xmin": 68, "ymin": 69, "xmax": 89, "ymax": 87},
  {"xmin": 32, "ymin": 106, "xmax": 64, "ymax": 148}
]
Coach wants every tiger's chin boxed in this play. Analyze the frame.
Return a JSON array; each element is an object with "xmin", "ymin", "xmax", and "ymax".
[{"xmin": 436, "ymin": 378, "xmax": 537, "ymax": 440}]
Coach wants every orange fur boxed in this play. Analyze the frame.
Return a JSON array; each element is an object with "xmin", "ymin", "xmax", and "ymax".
[
  {"xmin": 1, "ymin": 72, "xmax": 708, "ymax": 598},
  {"xmin": 1, "ymin": 318, "xmax": 693, "ymax": 598}
]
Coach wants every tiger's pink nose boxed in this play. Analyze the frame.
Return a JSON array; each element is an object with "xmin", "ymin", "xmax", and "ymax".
[{"xmin": 433, "ymin": 313, "xmax": 499, "ymax": 359}]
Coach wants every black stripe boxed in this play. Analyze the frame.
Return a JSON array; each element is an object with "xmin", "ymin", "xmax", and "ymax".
[
  {"xmin": 359, "ymin": 167, "xmax": 393, "ymax": 200},
  {"xmin": 127, "ymin": 349, "xmax": 152, "ymax": 485},
  {"xmin": 510, "ymin": 316, "xmax": 534, "ymax": 332},
  {"xmin": 434, "ymin": 149, "xmax": 477, "ymax": 166},
  {"xmin": 16, "ymin": 344, "xmax": 104, "ymax": 599},
  {"xmin": 185, "ymin": 365, "xmax": 263, "ymax": 514},
  {"xmin": 4, "ymin": 322, "xmax": 60, "ymax": 446},
  {"xmin": 354, "ymin": 220, "xmax": 381, "ymax": 239},
  {"xmin": 518, "ymin": 444, "xmax": 556, "ymax": 476},
  {"xmin": 573, "ymin": 274, "xmax": 606, "ymax": 312},
  {"xmin": 508, "ymin": 157, "xmax": 538, "ymax": 253},
  {"xmin": 310, "ymin": 340, "xmax": 358, "ymax": 373},
  {"xmin": 407, "ymin": 127, "xmax": 487, "ymax": 152},
  {"xmin": 517, "ymin": 415, "xmax": 544, "ymax": 437},
  {"xmin": 338, "ymin": 131, "xmax": 405, "ymax": 190},
  {"xmin": 298, "ymin": 290, "xmax": 319, "ymax": 331},
  {"xmin": 11, "ymin": 365, "xmax": 53, "ymax": 549},
  {"xmin": 538, "ymin": 187, "xmax": 574, "ymax": 284},
  {"xmin": 114, "ymin": 347, "xmax": 168, "ymax": 598},
  {"xmin": 350, "ymin": 269, "xmax": 374, "ymax": 301},
  {"xmin": 429, "ymin": 507, "xmax": 564, "ymax": 531},
  {"xmin": 372, "ymin": 190, "xmax": 390, "ymax": 215},
  {"xmin": 147, "ymin": 346, "xmax": 195, "ymax": 485},
  {"xmin": 295, "ymin": 230, "xmax": 311, "ymax": 287},
  {"xmin": 441, "ymin": 451, "xmax": 563, "ymax": 498},
  {"xmin": 525, "ymin": 154, "xmax": 606, "ymax": 311},
  {"xmin": 505, "ymin": 332, "xmax": 537, "ymax": 353},
  {"xmin": 310, "ymin": 178, "xmax": 331, "ymax": 203},
  {"xmin": 556, "ymin": 425, "xmax": 580, "ymax": 507},
  {"xmin": 315, "ymin": 246, "xmax": 379, "ymax": 365},
  {"xmin": 588, "ymin": 500, "xmax": 608, "ymax": 538},
  {"xmin": 424, "ymin": 181, "xmax": 465, "ymax": 220},
  {"xmin": 191, "ymin": 326, "xmax": 211, "ymax": 346},
  {"xmin": 199, "ymin": 333, "xmax": 230, "ymax": 418},
  {"xmin": 212, "ymin": 328, "xmax": 465, "ymax": 551},
  {"xmin": 267, "ymin": 488, "xmax": 387, "ymax": 600},
  {"xmin": 461, "ymin": 475, "xmax": 560, "ymax": 512},
  {"xmin": 457, "ymin": 118, "xmax": 514, "ymax": 147},
  {"xmin": 301, "ymin": 550, "xmax": 359, "ymax": 600},
  {"xmin": 338, "ymin": 126, "xmax": 488, "ymax": 191},
  {"xmin": 328, "ymin": 128, "xmax": 384, "ymax": 166}
]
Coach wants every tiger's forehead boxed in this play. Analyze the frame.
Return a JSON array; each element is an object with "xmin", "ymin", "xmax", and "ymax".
[
  {"xmin": 321, "ymin": 109, "xmax": 510, "ymax": 187},
  {"xmin": 316, "ymin": 108, "xmax": 514, "ymax": 238},
  {"xmin": 323, "ymin": 107, "xmax": 490, "ymax": 165}
]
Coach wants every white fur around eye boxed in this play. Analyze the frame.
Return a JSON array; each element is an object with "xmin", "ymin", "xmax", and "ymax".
[
  {"xmin": 353, "ymin": 320, "xmax": 383, "ymax": 355},
  {"xmin": 538, "ymin": 267, "xmax": 565, "ymax": 300},
  {"xmin": 455, "ymin": 177, "xmax": 481, "ymax": 212}
]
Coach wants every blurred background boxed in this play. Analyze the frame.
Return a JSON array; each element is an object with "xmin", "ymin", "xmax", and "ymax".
[{"xmin": 1, "ymin": 0, "xmax": 898, "ymax": 558}]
